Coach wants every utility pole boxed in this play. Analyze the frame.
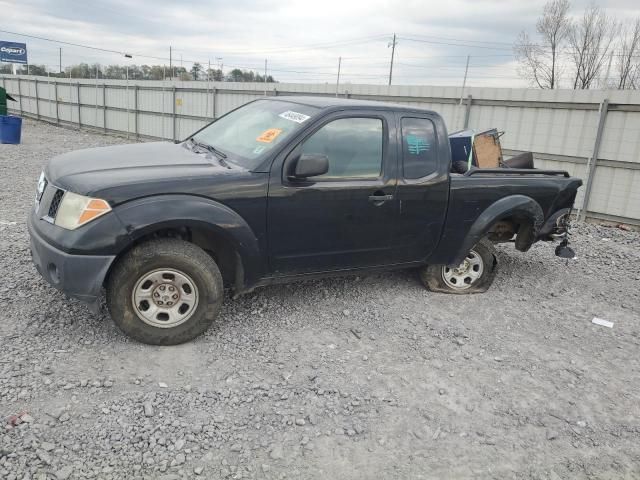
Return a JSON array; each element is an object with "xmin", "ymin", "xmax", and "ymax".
[
  {"xmin": 264, "ymin": 58, "xmax": 267, "ymax": 95},
  {"xmin": 59, "ymin": 47, "xmax": 62, "ymax": 74},
  {"xmin": 216, "ymin": 57, "xmax": 223, "ymax": 80},
  {"xmin": 336, "ymin": 56, "xmax": 342, "ymax": 97},
  {"xmin": 459, "ymin": 55, "xmax": 470, "ymax": 105},
  {"xmin": 388, "ymin": 33, "xmax": 397, "ymax": 86},
  {"xmin": 169, "ymin": 46, "xmax": 172, "ymax": 80}
]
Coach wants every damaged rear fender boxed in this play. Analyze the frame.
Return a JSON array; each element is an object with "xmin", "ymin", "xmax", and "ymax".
[{"xmin": 450, "ymin": 195, "xmax": 544, "ymax": 265}]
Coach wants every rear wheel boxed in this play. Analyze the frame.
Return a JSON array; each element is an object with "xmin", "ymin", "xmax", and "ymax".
[
  {"xmin": 106, "ymin": 238, "xmax": 223, "ymax": 345},
  {"xmin": 419, "ymin": 240, "xmax": 497, "ymax": 294}
]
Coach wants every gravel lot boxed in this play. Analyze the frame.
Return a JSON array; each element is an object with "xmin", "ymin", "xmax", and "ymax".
[{"xmin": 1, "ymin": 119, "xmax": 640, "ymax": 479}]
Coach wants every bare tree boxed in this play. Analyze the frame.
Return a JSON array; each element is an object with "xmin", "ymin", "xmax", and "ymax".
[
  {"xmin": 616, "ymin": 18, "xmax": 640, "ymax": 89},
  {"xmin": 568, "ymin": 5, "xmax": 617, "ymax": 89},
  {"xmin": 515, "ymin": 0, "xmax": 571, "ymax": 88}
]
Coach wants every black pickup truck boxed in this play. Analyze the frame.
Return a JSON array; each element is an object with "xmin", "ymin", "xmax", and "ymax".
[{"xmin": 28, "ymin": 96, "xmax": 582, "ymax": 345}]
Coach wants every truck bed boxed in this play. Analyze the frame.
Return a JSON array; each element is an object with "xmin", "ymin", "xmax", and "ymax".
[{"xmin": 431, "ymin": 170, "xmax": 582, "ymax": 265}]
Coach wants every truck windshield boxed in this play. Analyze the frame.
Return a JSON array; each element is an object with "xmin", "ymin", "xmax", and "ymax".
[{"xmin": 191, "ymin": 100, "xmax": 319, "ymax": 169}]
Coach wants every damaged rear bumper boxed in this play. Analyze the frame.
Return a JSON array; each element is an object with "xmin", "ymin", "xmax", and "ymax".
[
  {"xmin": 537, "ymin": 207, "xmax": 576, "ymax": 258},
  {"xmin": 538, "ymin": 208, "xmax": 572, "ymax": 241}
]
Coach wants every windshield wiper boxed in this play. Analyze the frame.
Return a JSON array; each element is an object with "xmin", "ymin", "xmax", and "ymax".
[{"xmin": 188, "ymin": 138, "xmax": 231, "ymax": 168}]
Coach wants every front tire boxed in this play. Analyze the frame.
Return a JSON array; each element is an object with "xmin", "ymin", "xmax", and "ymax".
[
  {"xmin": 419, "ymin": 239, "xmax": 497, "ymax": 294},
  {"xmin": 106, "ymin": 238, "xmax": 223, "ymax": 345}
]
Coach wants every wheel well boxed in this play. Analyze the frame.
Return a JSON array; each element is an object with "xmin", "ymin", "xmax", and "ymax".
[
  {"xmin": 104, "ymin": 226, "xmax": 240, "ymax": 290},
  {"xmin": 487, "ymin": 217, "xmax": 519, "ymax": 242},
  {"xmin": 486, "ymin": 215, "xmax": 536, "ymax": 251}
]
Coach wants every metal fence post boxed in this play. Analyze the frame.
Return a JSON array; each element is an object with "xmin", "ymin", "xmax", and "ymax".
[
  {"xmin": 102, "ymin": 84, "xmax": 107, "ymax": 133},
  {"xmin": 46, "ymin": 75, "xmax": 51, "ymax": 119},
  {"xmin": 94, "ymin": 79, "xmax": 98, "ymax": 129},
  {"xmin": 54, "ymin": 81, "xmax": 59, "ymax": 124},
  {"xmin": 134, "ymin": 85, "xmax": 139, "ymax": 139},
  {"xmin": 17, "ymin": 78, "xmax": 23, "ymax": 116},
  {"xmin": 68, "ymin": 80, "xmax": 72, "ymax": 123},
  {"xmin": 211, "ymin": 87, "xmax": 216, "ymax": 120},
  {"xmin": 34, "ymin": 79, "xmax": 40, "ymax": 120},
  {"xmin": 579, "ymin": 98, "xmax": 609, "ymax": 221},
  {"xmin": 77, "ymin": 82, "xmax": 81, "ymax": 129},
  {"xmin": 172, "ymin": 86, "xmax": 177, "ymax": 142},
  {"xmin": 161, "ymin": 83, "xmax": 166, "ymax": 140},
  {"xmin": 463, "ymin": 95, "xmax": 472, "ymax": 129}
]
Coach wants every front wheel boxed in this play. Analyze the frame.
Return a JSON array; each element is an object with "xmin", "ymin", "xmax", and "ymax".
[
  {"xmin": 419, "ymin": 240, "xmax": 497, "ymax": 294},
  {"xmin": 106, "ymin": 238, "xmax": 223, "ymax": 345}
]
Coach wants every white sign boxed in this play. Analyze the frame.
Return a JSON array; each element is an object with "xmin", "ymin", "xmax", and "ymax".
[{"xmin": 279, "ymin": 110, "xmax": 310, "ymax": 124}]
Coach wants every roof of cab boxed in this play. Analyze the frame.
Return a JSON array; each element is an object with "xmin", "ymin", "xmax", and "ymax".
[{"xmin": 265, "ymin": 95, "xmax": 438, "ymax": 115}]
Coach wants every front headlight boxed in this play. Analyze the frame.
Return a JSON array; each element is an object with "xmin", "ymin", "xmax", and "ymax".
[{"xmin": 54, "ymin": 191, "xmax": 112, "ymax": 230}]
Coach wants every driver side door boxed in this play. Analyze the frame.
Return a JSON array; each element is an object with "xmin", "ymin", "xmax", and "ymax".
[{"xmin": 267, "ymin": 111, "xmax": 399, "ymax": 275}]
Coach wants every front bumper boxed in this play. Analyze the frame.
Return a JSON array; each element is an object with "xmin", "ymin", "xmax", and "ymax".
[{"xmin": 28, "ymin": 215, "xmax": 115, "ymax": 304}]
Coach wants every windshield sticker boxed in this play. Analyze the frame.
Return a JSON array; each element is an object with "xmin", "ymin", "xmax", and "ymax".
[
  {"xmin": 406, "ymin": 135, "xmax": 430, "ymax": 155},
  {"xmin": 279, "ymin": 110, "xmax": 311, "ymax": 124},
  {"xmin": 256, "ymin": 128, "xmax": 283, "ymax": 143},
  {"xmin": 253, "ymin": 145, "xmax": 267, "ymax": 154}
]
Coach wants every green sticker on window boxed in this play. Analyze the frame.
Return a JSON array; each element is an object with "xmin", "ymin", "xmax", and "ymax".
[{"xmin": 406, "ymin": 135, "xmax": 430, "ymax": 155}]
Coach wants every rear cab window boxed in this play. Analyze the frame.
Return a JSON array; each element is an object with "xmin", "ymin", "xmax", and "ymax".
[{"xmin": 401, "ymin": 117, "xmax": 438, "ymax": 179}]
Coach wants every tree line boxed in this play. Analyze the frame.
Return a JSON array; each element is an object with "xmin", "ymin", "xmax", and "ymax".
[
  {"xmin": 515, "ymin": 0, "xmax": 640, "ymax": 89},
  {"xmin": 0, "ymin": 62, "xmax": 276, "ymax": 83}
]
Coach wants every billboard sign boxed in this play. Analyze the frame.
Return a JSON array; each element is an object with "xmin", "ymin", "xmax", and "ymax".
[{"xmin": 0, "ymin": 41, "xmax": 28, "ymax": 64}]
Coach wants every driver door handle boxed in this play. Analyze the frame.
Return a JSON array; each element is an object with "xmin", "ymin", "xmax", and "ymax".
[{"xmin": 368, "ymin": 193, "xmax": 394, "ymax": 204}]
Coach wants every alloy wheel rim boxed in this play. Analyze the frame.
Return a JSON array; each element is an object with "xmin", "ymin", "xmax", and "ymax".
[
  {"xmin": 442, "ymin": 250, "xmax": 484, "ymax": 290},
  {"xmin": 131, "ymin": 268, "xmax": 199, "ymax": 328}
]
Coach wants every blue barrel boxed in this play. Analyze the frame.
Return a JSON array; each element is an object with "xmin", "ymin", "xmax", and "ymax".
[{"xmin": 0, "ymin": 115, "xmax": 22, "ymax": 144}]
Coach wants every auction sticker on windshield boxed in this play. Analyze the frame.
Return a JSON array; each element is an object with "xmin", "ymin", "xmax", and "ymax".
[
  {"xmin": 256, "ymin": 128, "xmax": 283, "ymax": 143},
  {"xmin": 279, "ymin": 111, "xmax": 310, "ymax": 123}
]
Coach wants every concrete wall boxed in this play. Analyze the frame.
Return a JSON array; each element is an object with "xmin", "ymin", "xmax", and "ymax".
[{"xmin": 2, "ymin": 74, "xmax": 639, "ymax": 224}]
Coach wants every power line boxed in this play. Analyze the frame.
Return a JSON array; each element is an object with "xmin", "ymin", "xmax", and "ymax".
[
  {"xmin": 185, "ymin": 34, "xmax": 392, "ymax": 55},
  {"xmin": 401, "ymin": 33, "xmax": 516, "ymax": 47},
  {"xmin": 0, "ymin": 29, "xmax": 134, "ymax": 57},
  {"xmin": 3, "ymin": 28, "xmax": 636, "ymax": 87},
  {"xmin": 399, "ymin": 36, "xmax": 514, "ymax": 51}
]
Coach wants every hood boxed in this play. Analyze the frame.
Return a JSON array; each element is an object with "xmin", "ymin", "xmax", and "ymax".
[{"xmin": 45, "ymin": 142, "xmax": 242, "ymax": 201}]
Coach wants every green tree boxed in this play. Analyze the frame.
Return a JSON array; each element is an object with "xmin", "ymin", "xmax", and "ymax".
[
  {"xmin": 190, "ymin": 62, "xmax": 202, "ymax": 81},
  {"xmin": 104, "ymin": 65, "xmax": 126, "ymax": 79},
  {"xmin": 16, "ymin": 64, "xmax": 47, "ymax": 76},
  {"xmin": 65, "ymin": 63, "xmax": 92, "ymax": 78},
  {"xmin": 149, "ymin": 65, "xmax": 166, "ymax": 80},
  {"xmin": 205, "ymin": 68, "xmax": 224, "ymax": 81}
]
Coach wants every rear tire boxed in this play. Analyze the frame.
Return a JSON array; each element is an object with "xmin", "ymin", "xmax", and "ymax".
[
  {"xmin": 419, "ymin": 239, "xmax": 497, "ymax": 294},
  {"xmin": 106, "ymin": 238, "xmax": 223, "ymax": 345}
]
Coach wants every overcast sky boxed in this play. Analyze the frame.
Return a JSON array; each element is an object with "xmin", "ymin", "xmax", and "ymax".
[{"xmin": 1, "ymin": 0, "xmax": 639, "ymax": 87}]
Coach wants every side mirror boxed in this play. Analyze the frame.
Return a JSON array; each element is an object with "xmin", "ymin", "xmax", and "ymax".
[{"xmin": 293, "ymin": 153, "xmax": 329, "ymax": 179}]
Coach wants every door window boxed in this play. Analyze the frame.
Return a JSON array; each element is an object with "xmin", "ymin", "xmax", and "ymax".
[
  {"xmin": 401, "ymin": 118, "xmax": 437, "ymax": 179},
  {"xmin": 300, "ymin": 117, "xmax": 383, "ymax": 179}
]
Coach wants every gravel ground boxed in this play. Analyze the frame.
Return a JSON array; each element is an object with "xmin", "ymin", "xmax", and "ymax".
[{"xmin": 1, "ymin": 119, "xmax": 640, "ymax": 480}]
